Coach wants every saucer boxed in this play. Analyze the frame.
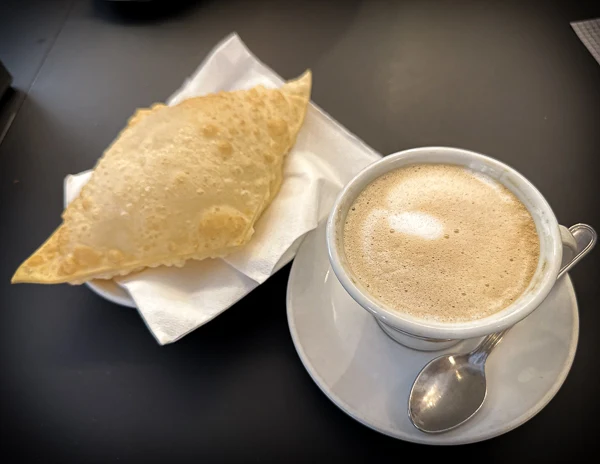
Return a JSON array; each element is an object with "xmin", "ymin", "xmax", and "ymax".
[{"xmin": 286, "ymin": 220, "xmax": 579, "ymax": 445}]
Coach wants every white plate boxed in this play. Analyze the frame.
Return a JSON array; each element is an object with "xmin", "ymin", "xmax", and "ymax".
[
  {"xmin": 86, "ymin": 280, "xmax": 137, "ymax": 308},
  {"xmin": 286, "ymin": 220, "xmax": 578, "ymax": 445}
]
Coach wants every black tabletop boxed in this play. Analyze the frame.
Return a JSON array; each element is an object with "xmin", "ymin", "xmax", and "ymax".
[{"xmin": 1, "ymin": 0, "xmax": 600, "ymax": 462}]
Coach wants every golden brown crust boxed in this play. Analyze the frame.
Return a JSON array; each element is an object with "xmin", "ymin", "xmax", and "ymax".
[{"xmin": 12, "ymin": 71, "xmax": 311, "ymax": 284}]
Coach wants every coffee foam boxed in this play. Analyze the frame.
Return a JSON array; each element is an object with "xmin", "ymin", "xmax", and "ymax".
[{"xmin": 343, "ymin": 164, "xmax": 540, "ymax": 322}]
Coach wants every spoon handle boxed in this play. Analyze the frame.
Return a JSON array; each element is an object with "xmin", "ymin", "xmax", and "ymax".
[{"xmin": 469, "ymin": 329, "xmax": 509, "ymax": 365}]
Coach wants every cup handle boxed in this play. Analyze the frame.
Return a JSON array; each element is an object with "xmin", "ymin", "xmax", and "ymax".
[
  {"xmin": 559, "ymin": 225, "xmax": 578, "ymax": 268},
  {"xmin": 557, "ymin": 224, "xmax": 597, "ymax": 278}
]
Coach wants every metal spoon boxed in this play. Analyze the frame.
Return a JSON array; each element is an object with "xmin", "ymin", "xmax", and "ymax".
[{"xmin": 408, "ymin": 223, "xmax": 597, "ymax": 434}]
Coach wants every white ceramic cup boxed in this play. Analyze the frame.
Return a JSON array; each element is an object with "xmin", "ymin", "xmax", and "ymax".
[{"xmin": 326, "ymin": 147, "xmax": 578, "ymax": 351}]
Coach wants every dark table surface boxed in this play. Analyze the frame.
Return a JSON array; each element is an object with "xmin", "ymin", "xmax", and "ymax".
[{"xmin": 1, "ymin": 0, "xmax": 600, "ymax": 462}]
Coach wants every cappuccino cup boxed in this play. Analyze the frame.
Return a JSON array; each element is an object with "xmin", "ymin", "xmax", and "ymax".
[{"xmin": 326, "ymin": 147, "xmax": 579, "ymax": 351}]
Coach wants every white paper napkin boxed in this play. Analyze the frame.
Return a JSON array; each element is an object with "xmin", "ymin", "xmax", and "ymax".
[{"xmin": 65, "ymin": 33, "xmax": 380, "ymax": 345}]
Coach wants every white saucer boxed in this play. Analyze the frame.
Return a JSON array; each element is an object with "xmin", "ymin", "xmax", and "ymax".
[{"xmin": 286, "ymin": 220, "xmax": 579, "ymax": 445}]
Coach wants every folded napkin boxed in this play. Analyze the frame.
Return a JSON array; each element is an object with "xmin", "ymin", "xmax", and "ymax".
[
  {"xmin": 65, "ymin": 33, "xmax": 380, "ymax": 345},
  {"xmin": 572, "ymin": 19, "xmax": 600, "ymax": 65}
]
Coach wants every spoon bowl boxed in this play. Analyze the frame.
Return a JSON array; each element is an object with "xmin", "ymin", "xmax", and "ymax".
[
  {"xmin": 409, "ymin": 354, "xmax": 486, "ymax": 433},
  {"xmin": 409, "ymin": 331, "xmax": 505, "ymax": 433}
]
